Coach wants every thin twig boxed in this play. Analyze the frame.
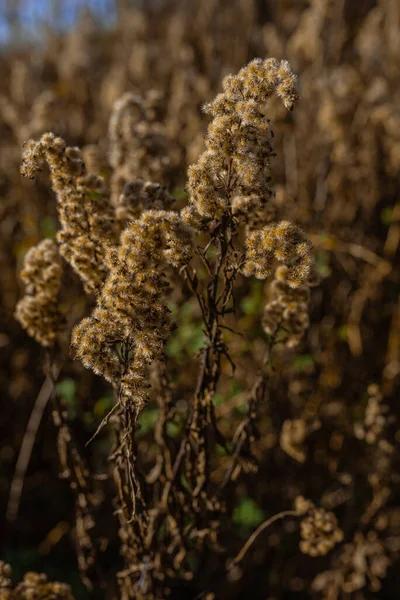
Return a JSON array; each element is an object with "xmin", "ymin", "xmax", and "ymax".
[
  {"xmin": 228, "ymin": 510, "xmax": 299, "ymax": 568},
  {"xmin": 85, "ymin": 399, "xmax": 121, "ymax": 447},
  {"xmin": 6, "ymin": 364, "xmax": 62, "ymax": 523}
]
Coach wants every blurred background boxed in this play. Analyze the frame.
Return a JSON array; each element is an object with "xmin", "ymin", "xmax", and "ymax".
[{"xmin": 0, "ymin": 0, "xmax": 399, "ymax": 598}]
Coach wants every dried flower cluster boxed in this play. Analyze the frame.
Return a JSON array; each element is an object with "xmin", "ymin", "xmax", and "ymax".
[
  {"xmin": 21, "ymin": 133, "xmax": 116, "ymax": 294},
  {"xmin": 262, "ymin": 264, "xmax": 315, "ymax": 347},
  {"xmin": 0, "ymin": 561, "xmax": 75, "ymax": 600},
  {"xmin": 183, "ymin": 58, "xmax": 297, "ymax": 227},
  {"xmin": 14, "ymin": 239, "xmax": 64, "ymax": 347},
  {"xmin": 243, "ymin": 223, "xmax": 313, "ymax": 287},
  {"xmin": 72, "ymin": 209, "xmax": 192, "ymax": 410},
  {"xmin": 295, "ymin": 496, "xmax": 344, "ymax": 557}
]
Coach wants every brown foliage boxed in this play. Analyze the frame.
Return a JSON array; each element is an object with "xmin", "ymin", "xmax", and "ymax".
[{"xmin": 1, "ymin": 1, "xmax": 399, "ymax": 599}]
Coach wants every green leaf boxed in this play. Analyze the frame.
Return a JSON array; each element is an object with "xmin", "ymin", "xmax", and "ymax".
[
  {"xmin": 380, "ymin": 207, "xmax": 394, "ymax": 225},
  {"xmin": 212, "ymin": 393, "xmax": 226, "ymax": 407},
  {"xmin": 315, "ymin": 250, "xmax": 331, "ymax": 278},
  {"xmin": 172, "ymin": 186, "xmax": 188, "ymax": 202},
  {"xmin": 56, "ymin": 378, "xmax": 76, "ymax": 418},
  {"xmin": 93, "ymin": 394, "xmax": 114, "ymax": 418},
  {"xmin": 137, "ymin": 407, "xmax": 159, "ymax": 436},
  {"xmin": 166, "ymin": 421, "xmax": 181, "ymax": 438},
  {"xmin": 292, "ymin": 354, "xmax": 314, "ymax": 372},
  {"xmin": 39, "ymin": 217, "xmax": 57, "ymax": 239},
  {"xmin": 213, "ymin": 380, "xmax": 242, "ymax": 407},
  {"xmin": 233, "ymin": 497, "xmax": 265, "ymax": 528},
  {"xmin": 240, "ymin": 280, "xmax": 264, "ymax": 315}
]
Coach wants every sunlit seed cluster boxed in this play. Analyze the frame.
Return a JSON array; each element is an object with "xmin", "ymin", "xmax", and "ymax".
[
  {"xmin": 294, "ymin": 497, "xmax": 344, "ymax": 557},
  {"xmin": 72, "ymin": 209, "xmax": 192, "ymax": 411},
  {"xmin": 183, "ymin": 58, "xmax": 298, "ymax": 225},
  {"xmin": 243, "ymin": 223, "xmax": 313, "ymax": 288},
  {"xmin": 14, "ymin": 239, "xmax": 64, "ymax": 347},
  {"xmin": 21, "ymin": 132, "xmax": 117, "ymax": 295}
]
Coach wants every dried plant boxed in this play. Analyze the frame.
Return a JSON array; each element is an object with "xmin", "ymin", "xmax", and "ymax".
[
  {"xmin": 2, "ymin": 1, "xmax": 399, "ymax": 599},
  {"xmin": 14, "ymin": 239, "xmax": 64, "ymax": 347},
  {"xmin": 21, "ymin": 133, "xmax": 117, "ymax": 295},
  {"xmin": 295, "ymin": 496, "xmax": 344, "ymax": 557},
  {"xmin": 14, "ymin": 56, "xmax": 317, "ymax": 598},
  {"xmin": 0, "ymin": 561, "xmax": 75, "ymax": 600}
]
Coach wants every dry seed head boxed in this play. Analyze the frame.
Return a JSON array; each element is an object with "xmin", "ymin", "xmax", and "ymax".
[
  {"xmin": 72, "ymin": 209, "xmax": 192, "ymax": 412},
  {"xmin": 15, "ymin": 239, "xmax": 64, "ymax": 347},
  {"xmin": 295, "ymin": 499, "xmax": 344, "ymax": 557},
  {"xmin": 21, "ymin": 132, "xmax": 117, "ymax": 295},
  {"xmin": 243, "ymin": 223, "xmax": 313, "ymax": 288},
  {"xmin": 261, "ymin": 263, "xmax": 314, "ymax": 348},
  {"xmin": 183, "ymin": 58, "xmax": 298, "ymax": 226}
]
